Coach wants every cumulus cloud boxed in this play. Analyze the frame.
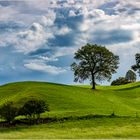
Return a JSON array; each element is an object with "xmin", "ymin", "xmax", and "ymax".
[
  {"xmin": 1, "ymin": 0, "xmax": 140, "ymax": 84},
  {"xmin": 37, "ymin": 47, "xmax": 76, "ymax": 63},
  {"xmin": 15, "ymin": 22, "xmax": 52, "ymax": 54},
  {"xmin": 53, "ymin": 47, "xmax": 76, "ymax": 58},
  {"xmin": 76, "ymin": 3, "xmax": 140, "ymax": 47},
  {"xmin": 40, "ymin": 10, "xmax": 56, "ymax": 27},
  {"xmin": 1, "ymin": 21, "xmax": 54, "ymax": 54},
  {"xmin": 56, "ymin": 26, "xmax": 72, "ymax": 35},
  {"xmin": 24, "ymin": 62, "xmax": 67, "ymax": 75}
]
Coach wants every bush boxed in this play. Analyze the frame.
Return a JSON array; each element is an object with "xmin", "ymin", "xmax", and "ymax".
[
  {"xmin": 0, "ymin": 102, "xmax": 18, "ymax": 123},
  {"xmin": 19, "ymin": 99, "xmax": 49, "ymax": 120},
  {"xmin": 111, "ymin": 77, "xmax": 130, "ymax": 86}
]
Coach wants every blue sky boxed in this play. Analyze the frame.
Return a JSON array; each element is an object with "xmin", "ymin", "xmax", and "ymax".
[{"xmin": 0, "ymin": 0, "xmax": 140, "ymax": 85}]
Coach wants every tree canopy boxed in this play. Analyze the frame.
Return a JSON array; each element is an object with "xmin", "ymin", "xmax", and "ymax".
[
  {"xmin": 132, "ymin": 53, "xmax": 140, "ymax": 76},
  {"xmin": 111, "ymin": 77, "xmax": 130, "ymax": 86},
  {"xmin": 71, "ymin": 44, "xmax": 119, "ymax": 89},
  {"xmin": 0, "ymin": 102, "xmax": 18, "ymax": 123},
  {"xmin": 125, "ymin": 70, "xmax": 136, "ymax": 82},
  {"xmin": 19, "ymin": 99, "xmax": 49, "ymax": 120}
]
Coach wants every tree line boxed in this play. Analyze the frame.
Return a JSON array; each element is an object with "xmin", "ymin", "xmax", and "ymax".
[{"xmin": 71, "ymin": 44, "xmax": 139, "ymax": 89}]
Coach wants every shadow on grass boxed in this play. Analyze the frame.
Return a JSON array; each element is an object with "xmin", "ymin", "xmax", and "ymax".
[
  {"xmin": 0, "ymin": 113, "xmax": 133, "ymax": 129},
  {"xmin": 115, "ymin": 85, "xmax": 140, "ymax": 91}
]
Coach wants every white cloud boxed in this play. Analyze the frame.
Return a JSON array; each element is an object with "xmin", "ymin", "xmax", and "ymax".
[
  {"xmin": 40, "ymin": 10, "xmax": 56, "ymax": 27},
  {"xmin": 1, "ymin": 0, "xmax": 140, "ymax": 82},
  {"xmin": 53, "ymin": 47, "xmax": 77, "ymax": 58},
  {"xmin": 121, "ymin": 23, "xmax": 140, "ymax": 30},
  {"xmin": 23, "ymin": 0, "xmax": 51, "ymax": 10},
  {"xmin": 0, "ymin": 5, "xmax": 18, "ymax": 21},
  {"xmin": 15, "ymin": 22, "xmax": 47, "ymax": 53},
  {"xmin": 39, "ymin": 56, "xmax": 58, "ymax": 62},
  {"xmin": 79, "ymin": 19, "xmax": 91, "ymax": 32},
  {"xmin": 25, "ymin": 0, "xmax": 111, "ymax": 8},
  {"xmin": 69, "ymin": 10, "xmax": 77, "ymax": 17},
  {"xmin": 119, "ymin": 0, "xmax": 140, "ymax": 8},
  {"xmin": 38, "ymin": 47, "xmax": 76, "ymax": 63},
  {"xmin": 76, "ymin": 3, "xmax": 140, "ymax": 47},
  {"xmin": 67, "ymin": 0, "xmax": 75, "ymax": 4},
  {"xmin": 78, "ymin": 8, "xmax": 116, "ymax": 32},
  {"xmin": 13, "ymin": 22, "xmax": 54, "ymax": 54},
  {"xmin": 56, "ymin": 26, "xmax": 72, "ymax": 35},
  {"xmin": 24, "ymin": 62, "xmax": 67, "ymax": 75},
  {"xmin": 69, "ymin": 0, "xmax": 111, "ymax": 8}
]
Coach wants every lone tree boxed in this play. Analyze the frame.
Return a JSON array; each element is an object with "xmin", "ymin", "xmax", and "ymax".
[
  {"xmin": 125, "ymin": 70, "xmax": 136, "ymax": 82},
  {"xmin": 71, "ymin": 44, "xmax": 119, "ymax": 89},
  {"xmin": 132, "ymin": 53, "xmax": 140, "ymax": 76}
]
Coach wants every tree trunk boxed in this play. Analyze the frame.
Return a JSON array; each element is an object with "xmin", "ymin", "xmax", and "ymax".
[
  {"xmin": 92, "ymin": 81, "xmax": 95, "ymax": 89},
  {"xmin": 91, "ymin": 73, "xmax": 96, "ymax": 90}
]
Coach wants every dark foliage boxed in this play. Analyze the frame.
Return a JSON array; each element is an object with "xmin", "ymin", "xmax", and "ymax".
[
  {"xmin": 132, "ymin": 53, "xmax": 140, "ymax": 76},
  {"xmin": 19, "ymin": 99, "xmax": 49, "ymax": 120},
  {"xmin": 0, "ymin": 102, "xmax": 18, "ymax": 123},
  {"xmin": 111, "ymin": 77, "xmax": 130, "ymax": 86}
]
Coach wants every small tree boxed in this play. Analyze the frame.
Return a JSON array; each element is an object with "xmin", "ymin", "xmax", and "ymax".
[
  {"xmin": 132, "ymin": 53, "xmax": 140, "ymax": 76},
  {"xmin": 0, "ymin": 102, "xmax": 18, "ymax": 123},
  {"xmin": 35, "ymin": 100, "xmax": 49, "ymax": 119},
  {"xmin": 111, "ymin": 77, "xmax": 130, "ymax": 86},
  {"xmin": 71, "ymin": 44, "xmax": 119, "ymax": 89},
  {"xmin": 125, "ymin": 70, "xmax": 136, "ymax": 82},
  {"xmin": 20, "ymin": 99, "xmax": 49, "ymax": 120}
]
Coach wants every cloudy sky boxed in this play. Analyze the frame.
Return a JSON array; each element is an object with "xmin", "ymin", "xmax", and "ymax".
[{"xmin": 0, "ymin": 0, "xmax": 140, "ymax": 85}]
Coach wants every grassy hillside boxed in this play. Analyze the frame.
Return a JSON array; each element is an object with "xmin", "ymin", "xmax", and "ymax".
[
  {"xmin": 0, "ymin": 81, "xmax": 140, "ymax": 118},
  {"xmin": 1, "ymin": 81, "xmax": 140, "ymax": 138}
]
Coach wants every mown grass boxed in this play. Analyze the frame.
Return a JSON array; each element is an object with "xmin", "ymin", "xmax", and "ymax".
[
  {"xmin": 0, "ymin": 81, "xmax": 140, "ymax": 138},
  {"xmin": 1, "ymin": 118, "xmax": 140, "ymax": 139}
]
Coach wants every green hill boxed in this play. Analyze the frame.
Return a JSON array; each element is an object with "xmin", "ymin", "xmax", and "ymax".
[
  {"xmin": 1, "ymin": 81, "xmax": 140, "ymax": 139},
  {"xmin": 0, "ymin": 81, "xmax": 140, "ymax": 118}
]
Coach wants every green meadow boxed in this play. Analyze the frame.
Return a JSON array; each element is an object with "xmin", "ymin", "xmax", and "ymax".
[
  {"xmin": 1, "ymin": 118, "xmax": 140, "ymax": 139},
  {"xmin": 0, "ymin": 81, "xmax": 140, "ymax": 138}
]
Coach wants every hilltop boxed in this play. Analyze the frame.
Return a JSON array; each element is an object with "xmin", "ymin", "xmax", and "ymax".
[{"xmin": 0, "ymin": 81, "xmax": 140, "ymax": 118}]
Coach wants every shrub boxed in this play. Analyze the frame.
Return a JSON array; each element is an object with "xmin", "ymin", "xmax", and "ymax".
[
  {"xmin": 19, "ymin": 99, "xmax": 49, "ymax": 120},
  {"xmin": 111, "ymin": 77, "xmax": 130, "ymax": 86},
  {"xmin": 0, "ymin": 102, "xmax": 18, "ymax": 123}
]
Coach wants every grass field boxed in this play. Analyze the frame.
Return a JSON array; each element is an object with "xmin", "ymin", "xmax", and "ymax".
[
  {"xmin": 0, "ymin": 81, "xmax": 140, "ymax": 138},
  {"xmin": 1, "ymin": 118, "xmax": 140, "ymax": 139}
]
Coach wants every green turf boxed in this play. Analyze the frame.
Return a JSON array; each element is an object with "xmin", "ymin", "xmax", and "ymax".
[
  {"xmin": 0, "ymin": 81, "xmax": 140, "ymax": 117},
  {"xmin": 1, "ymin": 118, "xmax": 140, "ymax": 139},
  {"xmin": 0, "ymin": 81, "xmax": 140, "ymax": 138}
]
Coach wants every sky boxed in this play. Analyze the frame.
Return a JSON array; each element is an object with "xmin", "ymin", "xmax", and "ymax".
[{"xmin": 0, "ymin": 0, "xmax": 140, "ymax": 85}]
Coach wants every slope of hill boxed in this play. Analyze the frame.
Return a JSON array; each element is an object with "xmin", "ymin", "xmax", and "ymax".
[
  {"xmin": 0, "ymin": 81, "xmax": 140, "ymax": 118},
  {"xmin": 1, "ymin": 81, "xmax": 140, "ymax": 138}
]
